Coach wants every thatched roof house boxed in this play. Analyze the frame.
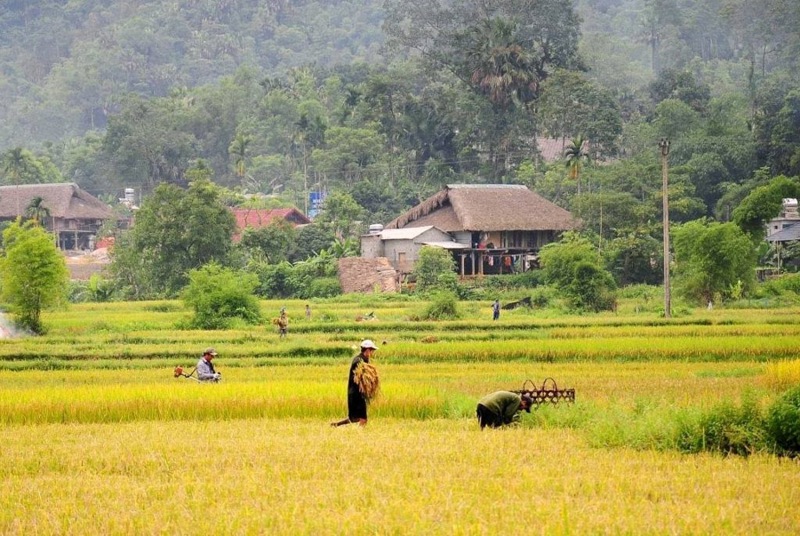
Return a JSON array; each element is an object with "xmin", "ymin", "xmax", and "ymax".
[
  {"xmin": 382, "ymin": 184, "xmax": 578, "ymax": 276},
  {"xmin": 0, "ymin": 183, "xmax": 115, "ymax": 250},
  {"xmin": 0, "ymin": 183, "xmax": 114, "ymax": 220},
  {"xmin": 385, "ymin": 184, "xmax": 577, "ymax": 233}
]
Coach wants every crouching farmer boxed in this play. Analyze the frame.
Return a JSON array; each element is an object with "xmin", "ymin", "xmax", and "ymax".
[{"xmin": 476, "ymin": 391, "xmax": 533, "ymax": 429}]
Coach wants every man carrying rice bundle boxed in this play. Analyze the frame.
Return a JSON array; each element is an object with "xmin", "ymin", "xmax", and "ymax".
[{"xmin": 331, "ymin": 339, "xmax": 379, "ymax": 427}]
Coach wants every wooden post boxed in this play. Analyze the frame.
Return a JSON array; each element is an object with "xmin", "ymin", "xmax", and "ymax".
[{"xmin": 659, "ymin": 138, "xmax": 671, "ymax": 319}]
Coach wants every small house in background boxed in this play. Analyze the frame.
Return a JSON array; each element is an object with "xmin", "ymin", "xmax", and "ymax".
[
  {"xmin": 360, "ymin": 224, "xmax": 461, "ymax": 273},
  {"xmin": 765, "ymin": 198, "xmax": 800, "ymax": 271},
  {"xmin": 231, "ymin": 207, "xmax": 311, "ymax": 241},
  {"xmin": 766, "ymin": 198, "xmax": 800, "ymax": 240},
  {"xmin": 0, "ymin": 183, "xmax": 115, "ymax": 250},
  {"xmin": 375, "ymin": 184, "xmax": 578, "ymax": 277}
]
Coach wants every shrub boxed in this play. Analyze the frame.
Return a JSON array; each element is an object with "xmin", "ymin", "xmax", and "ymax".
[
  {"xmin": 567, "ymin": 261, "xmax": 617, "ymax": 312},
  {"xmin": 482, "ymin": 271, "xmax": 544, "ymax": 290},
  {"xmin": 305, "ymin": 277, "xmax": 342, "ymax": 298},
  {"xmin": 251, "ymin": 261, "xmax": 298, "ymax": 299},
  {"xmin": 530, "ymin": 286, "xmax": 556, "ymax": 308},
  {"xmin": 0, "ymin": 220, "xmax": 69, "ymax": 333},
  {"xmin": 68, "ymin": 274, "xmax": 117, "ymax": 303},
  {"xmin": 540, "ymin": 233, "xmax": 617, "ymax": 312},
  {"xmin": 765, "ymin": 385, "xmax": 800, "ymax": 456},
  {"xmin": 419, "ymin": 290, "xmax": 461, "ymax": 320},
  {"xmin": 673, "ymin": 219, "xmax": 757, "ymax": 304},
  {"xmin": 676, "ymin": 396, "xmax": 766, "ymax": 456},
  {"xmin": 181, "ymin": 263, "xmax": 262, "ymax": 329},
  {"xmin": 761, "ymin": 273, "xmax": 800, "ymax": 296},
  {"xmin": 413, "ymin": 247, "xmax": 456, "ymax": 293}
]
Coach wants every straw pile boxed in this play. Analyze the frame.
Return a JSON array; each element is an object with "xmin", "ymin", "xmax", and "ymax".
[{"xmin": 354, "ymin": 361, "xmax": 380, "ymax": 401}]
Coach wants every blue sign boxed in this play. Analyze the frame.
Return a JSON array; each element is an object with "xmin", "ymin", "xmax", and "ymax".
[{"xmin": 308, "ymin": 191, "xmax": 326, "ymax": 218}]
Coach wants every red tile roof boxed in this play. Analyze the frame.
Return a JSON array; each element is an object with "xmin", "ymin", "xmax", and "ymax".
[{"xmin": 231, "ymin": 208, "xmax": 311, "ymax": 241}]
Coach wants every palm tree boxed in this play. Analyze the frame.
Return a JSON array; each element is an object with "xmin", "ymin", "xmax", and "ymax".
[
  {"xmin": 25, "ymin": 196, "xmax": 50, "ymax": 227},
  {"xmin": 460, "ymin": 18, "xmax": 539, "ymax": 109},
  {"xmin": 564, "ymin": 135, "xmax": 590, "ymax": 195},
  {"xmin": 229, "ymin": 133, "xmax": 251, "ymax": 180},
  {"xmin": 2, "ymin": 147, "xmax": 32, "ymax": 216}
]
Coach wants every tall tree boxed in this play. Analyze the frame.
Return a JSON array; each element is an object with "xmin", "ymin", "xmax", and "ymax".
[
  {"xmin": 384, "ymin": 0, "xmax": 583, "ymax": 88},
  {"xmin": 673, "ymin": 219, "xmax": 757, "ymax": 304},
  {"xmin": 383, "ymin": 0, "xmax": 583, "ymax": 179},
  {"xmin": 564, "ymin": 135, "xmax": 590, "ymax": 194},
  {"xmin": 103, "ymin": 95, "xmax": 197, "ymax": 192},
  {"xmin": 110, "ymin": 178, "xmax": 236, "ymax": 298},
  {"xmin": 229, "ymin": 132, "xmax": 251, "ymax": 181},
  {"xmin": 0, "ymin": 220, "xmax": 69, "ymax": 334},
  {"xmin": 538, "ymin": 69, "xmax": 622, "ymax": 158},
  {"xmin": 453, "ymin": 18, "xmax": 539, "ymax": 108}
]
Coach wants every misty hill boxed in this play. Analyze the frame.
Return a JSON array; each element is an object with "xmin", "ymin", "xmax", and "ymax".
[{"xmin": 0, "ymin": 0, "xmax": 385, "ymax": 148}]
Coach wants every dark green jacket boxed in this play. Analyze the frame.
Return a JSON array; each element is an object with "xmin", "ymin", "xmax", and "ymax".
[{"xmin": 477, "ymin": 391, "xmax": 523, "ymax": 424}]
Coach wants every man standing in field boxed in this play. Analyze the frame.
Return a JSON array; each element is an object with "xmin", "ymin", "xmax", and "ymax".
[
  {"xmin": 331, "ymin": 339, "xmax": 379, "ymax": 427},
  {"xmin": 492, "ymin": 300, "xmax": 501, "ymax": 320},
  {"xmin": 197, "ymin": 347, "xmax": 221, "ymax": 382},
  {"xmin": 476, "ymin": 391, "xmax": 532, "ymax": 429},
  {"xmin": 277, "ymin": 308, "xmax": 288, "ymax": 338}
]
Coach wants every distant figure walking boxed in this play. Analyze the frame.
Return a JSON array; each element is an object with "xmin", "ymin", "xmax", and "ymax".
[
  {"xmin": 492, "ymin": 300, "xmax": 501, "ymax": 321},
  {"xmin": 305, "ymin": 304, "xmax": 312, "ymax": 320}
]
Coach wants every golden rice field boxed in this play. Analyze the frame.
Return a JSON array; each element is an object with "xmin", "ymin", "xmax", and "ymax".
[{"xmin": 1, "ymin": 298, "xmax": 799, "ymax": 534}]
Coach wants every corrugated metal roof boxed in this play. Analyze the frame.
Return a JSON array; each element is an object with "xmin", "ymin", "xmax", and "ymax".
[
  {"xmin": 766, "ymin": 222, "xmax": 800, "ymax": 243},
  {"xmin": 379, "ymin": 226, "xmax": 435, "ymax": 240}
]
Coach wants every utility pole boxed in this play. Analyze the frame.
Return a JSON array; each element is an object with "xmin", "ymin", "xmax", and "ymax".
[{"xmin": 659, "ymin": 138, "xmax": 671, "ymax": 319}]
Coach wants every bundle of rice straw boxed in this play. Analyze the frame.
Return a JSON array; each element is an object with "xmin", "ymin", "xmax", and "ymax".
[{"xmin": 354, "ymin": 361, "xmax": 380, "ymax": 400}]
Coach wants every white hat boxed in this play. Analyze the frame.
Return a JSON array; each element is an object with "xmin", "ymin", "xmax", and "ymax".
[{"xmin": 360, "ymin": 339, "xmax": 378, "ymax": 350}]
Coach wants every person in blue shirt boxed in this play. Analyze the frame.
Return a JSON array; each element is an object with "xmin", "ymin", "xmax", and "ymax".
[{"xmin": 197, "ymin": 347, "xmax": 221, "ymax": 382}]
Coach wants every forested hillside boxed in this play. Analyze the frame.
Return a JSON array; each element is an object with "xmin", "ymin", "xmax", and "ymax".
[
  {"xmin": 0, "ymin": 0, "xmax": 385, "ymax": 146},
  {"xmin": 1, "ymin": 0, "xmax": 800, "ymax": 291}
]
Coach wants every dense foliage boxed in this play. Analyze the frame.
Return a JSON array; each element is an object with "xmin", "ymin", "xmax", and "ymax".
[
  {"xmin": 413, "ymin": 246, "xmax": 458, "ymax": 293},
  {"xmin": 0, "ymin": 0, "xmax": 799, "ymax": 300},
  {"xmin": 766, "ymin": 384, "xmax": 800, "ymax": 456},
  {"xmin": 110, "ymin": 177, "xmax": 236, "ymax": 298},
  {"xmin": 539, "ymin": 232, "xmax": 617, "ymax": 311},
  {"xmin": 672, "ymin": 219, "xmax": 757, "ymax": 304}
]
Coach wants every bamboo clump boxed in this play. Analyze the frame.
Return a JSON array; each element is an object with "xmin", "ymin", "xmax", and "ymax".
[{"xmin": 354, "ymin": 361, "xmax": 380, "ymax": 401}]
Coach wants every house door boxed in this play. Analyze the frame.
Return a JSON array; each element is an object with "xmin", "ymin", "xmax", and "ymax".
[{"xmin": 397, "ymin": 252, "xmax": 407, "ymax": 271}]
